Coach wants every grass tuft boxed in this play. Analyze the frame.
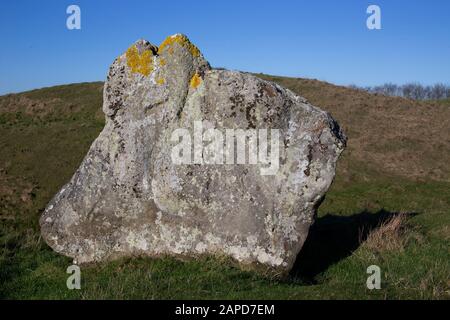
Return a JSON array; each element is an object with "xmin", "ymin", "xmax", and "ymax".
[{"xmin": 361, "ymin": 213, "xmax": 414, "ymax": 253}]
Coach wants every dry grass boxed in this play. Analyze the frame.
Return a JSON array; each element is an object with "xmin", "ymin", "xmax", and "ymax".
[{"xmin": 361, "ymin": 213, "xmax": 412, "ymax": 253}]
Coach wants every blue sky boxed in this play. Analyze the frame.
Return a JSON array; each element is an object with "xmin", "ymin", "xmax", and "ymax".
[{"xmin": 1, "ymin": 0, "xmax": 449, "ymax": 94}]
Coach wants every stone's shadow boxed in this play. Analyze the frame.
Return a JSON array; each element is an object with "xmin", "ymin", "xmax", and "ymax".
[{"xmin": 290, "ymin": 209, "xmax": 415, "ymax": 283}]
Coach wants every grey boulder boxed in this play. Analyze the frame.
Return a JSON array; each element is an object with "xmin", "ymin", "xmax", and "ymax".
[{"xmin": 40, "ymin": 34, "xmax": 346, "ymax": 275}]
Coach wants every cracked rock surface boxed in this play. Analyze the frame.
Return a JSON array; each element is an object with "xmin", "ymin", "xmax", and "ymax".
[{"xmin": 40, "ymin": 34, "xmax": 346, "ymax": 274}]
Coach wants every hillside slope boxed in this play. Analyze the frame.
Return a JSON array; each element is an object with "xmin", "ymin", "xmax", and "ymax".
[
  {"xmin": 257, "ymin": 74, "xmax": 450, "ymax": 182},
  {"xmin": 0, "ymin": 78, "xmax": 448, "ymax": 299}
]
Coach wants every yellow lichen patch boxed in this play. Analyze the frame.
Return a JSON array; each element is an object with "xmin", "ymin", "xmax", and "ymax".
[
  {"xmin": 126, "ymin": 45, "xmax": 153, "ymax": 76},
  {"xmin": 159, "ymin": 58, "xmax": 166, "ymax": 66},
  {"xmin": 157, "ymin": 77, "xmax": 165, "ymax": 85},
  {"xmin": 158, "ymin": 34, "xmax": 200, "ymax": 57},
  {"xmin": 190, "ymin": 73, "xmax": 202, "ymax": 89}
]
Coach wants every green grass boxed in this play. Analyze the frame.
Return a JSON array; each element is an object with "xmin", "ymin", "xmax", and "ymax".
[{"xmin": 0, "ymin": 82, "xmax": 449, "ymax": 299}]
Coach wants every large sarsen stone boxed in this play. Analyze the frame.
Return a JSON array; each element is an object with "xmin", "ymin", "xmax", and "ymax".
[{"xmin": 40, "ymin": 34, "xmax": 346, "ymax": 274}]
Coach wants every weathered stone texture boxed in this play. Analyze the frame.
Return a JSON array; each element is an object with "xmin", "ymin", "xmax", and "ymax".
[{"xmin": 40, "ymin": 34, "xmax": 346, "ymax": 274}]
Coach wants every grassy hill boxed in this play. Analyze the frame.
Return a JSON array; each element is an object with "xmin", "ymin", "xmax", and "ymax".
[{"xmin": 0, "ymin": 76, "xmax": 449, "ymax": 299}]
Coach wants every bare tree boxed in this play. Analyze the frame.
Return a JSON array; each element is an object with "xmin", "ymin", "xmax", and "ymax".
[
  {"xmin": 430, "ymin": 84, "xmax": 447, "ymax": 100},
  {"xmin": 383, "ymin": 83, "xmax": 399, "ymax": 96},
  {"xmin": 402, "ymin": 83, "xmax": 415, "ymax": 99}
]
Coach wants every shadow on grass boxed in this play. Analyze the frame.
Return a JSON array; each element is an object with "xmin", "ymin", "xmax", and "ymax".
[{"xmin": 290, "ymin": 209, "xmax": 415, "ymax": 283}]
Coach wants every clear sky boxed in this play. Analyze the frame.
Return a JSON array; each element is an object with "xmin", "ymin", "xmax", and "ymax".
[{"xmin": 1, "ymin": 0, "xmax": 449, "ymax": 94}]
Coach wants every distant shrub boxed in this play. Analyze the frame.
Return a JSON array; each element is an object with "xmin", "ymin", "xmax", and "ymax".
[{"xmin": 350, "ymin": 83, "xmax": 450, "ymax": 100}]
